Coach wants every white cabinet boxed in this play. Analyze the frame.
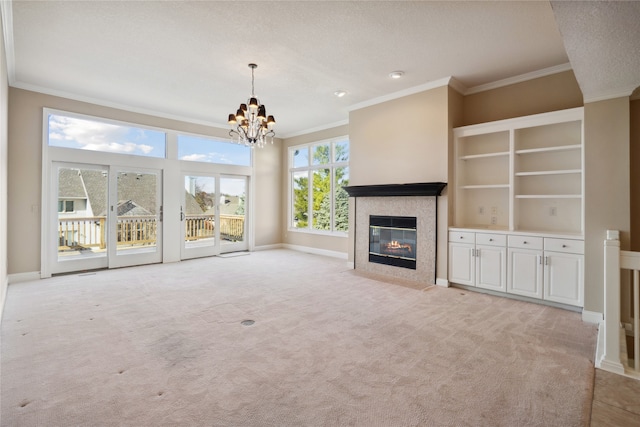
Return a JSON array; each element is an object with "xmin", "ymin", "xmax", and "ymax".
[
  {"xmin": 507, "ymin": 235, "xmax": 544, "ymax": 299},
  {"xmin": 448, "ymin": 232, "xmax": 475, "ymax": 286},
  {"xmin": 543, "ymin": 238, "xmax": 584, "ymax": 307},
  {"xmin": 506, "ymin": 235, "xmax": 583, "ymax": 307},
  {"xmin": 448, "ymin": 231, "xmax": 506, "ymax": 291},
  {"xmin": 449, "ymin": 230, "xmax": 584, "ymax": 307}
]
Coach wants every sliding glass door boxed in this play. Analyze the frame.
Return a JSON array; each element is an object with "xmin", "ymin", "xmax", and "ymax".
[
  {"xmin": 50, "ymin": 162, "xmax": 162, "ymax": 274},
  {"xmin": 180, "ymin": 174, "xmax": 248, "ymax": 260}
]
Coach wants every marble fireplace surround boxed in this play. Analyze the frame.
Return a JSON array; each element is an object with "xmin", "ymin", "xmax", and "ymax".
[{"xmin": 344, "ymin": 183, "xmax": 447, "ymax": 286}]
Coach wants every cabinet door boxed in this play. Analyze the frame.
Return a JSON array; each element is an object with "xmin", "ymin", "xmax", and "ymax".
[
  {"xmin": 476, "ymin": 245, "xmax": 506, "ymax": 292},
  {"xmin": 507, "ymin": 248, "xmax": 543, "ymax": 299},
  {"xmin": 449, "ymin": 243, "xmax": 475, "ymax": 286},
  {"xmin": 544, "ymin": 252, "xmax": 583, "ymax": 306}
]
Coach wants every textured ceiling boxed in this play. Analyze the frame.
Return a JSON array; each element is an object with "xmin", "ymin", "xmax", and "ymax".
[
  {"xmin": 551, "ymin": 1, "xmax": 640, "ymax": 102},
  {"xmin": 3, "ymin": 1, "xmax": 640, "ymax": 137}
]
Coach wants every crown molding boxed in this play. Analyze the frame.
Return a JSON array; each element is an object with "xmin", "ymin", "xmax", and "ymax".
[
  {"xmin": 12, "ymin": 81, "xmax": 232, "ymax": 130},
  {"xmin": 464, "ymin": 63, "xmax": 573, "ymax": 95},
  {"xmin": 280, "ymin": 119, "xmax": 349, "ymax": 139},
  {"xmin": 583, "ymin": 85, "xmax": 639, "ymax": 103},
  {"xmin": 447, "ymin": 77, "xmax": 468, "ymax": 95},
  {"xmin": 1, "ymin": 0, "xmax": 16, "ymax": 84},
  {"xmin": 347, "ymin": 76, "xmax": 453, "ymax": 112}
]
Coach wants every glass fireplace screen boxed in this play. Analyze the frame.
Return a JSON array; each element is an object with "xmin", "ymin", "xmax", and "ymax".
[{"xmin": 369, "ymin": 215, "xmax": 417, "ymax": 270}]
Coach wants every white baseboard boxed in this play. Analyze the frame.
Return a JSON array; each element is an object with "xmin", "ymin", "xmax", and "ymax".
[
  {"xmin": 436, "ymin": 278, "xmax": 449, "ymax": 287},
  {"xmin": 8, "ymin": 271, "xmax": 40, "ymax": 284},
  {"xmin": 253, "ymin": 244, "xmax": 283, "ymax": 251},
  {"xmin": 0, "ymin": 276, "xmax": 7, "ymax": 326},
  {"xmin": 582, "ymin": 310, "xmax": 603, "ymax": 324},
  {"xmin": 282, "ymin": 244, "xmax": 348, "ymax": 260}
]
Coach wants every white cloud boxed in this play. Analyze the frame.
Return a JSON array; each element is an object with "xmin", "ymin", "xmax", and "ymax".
[
  {"xmin": 181, "ymin": 153, "xmax": 208, "ymax": 161},
  {"xmin": 49, "ymin": 115, "xmax": 160, "ymax": 155}
]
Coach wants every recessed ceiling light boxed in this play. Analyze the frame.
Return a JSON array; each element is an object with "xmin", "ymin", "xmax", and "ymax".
[
  {"xmin": 334, "ymin": 90, "xmax": 347, "ymax": 98},
  {"xmin": 389, "ymin": 71, "xmax": 404, "ymax": 79}
]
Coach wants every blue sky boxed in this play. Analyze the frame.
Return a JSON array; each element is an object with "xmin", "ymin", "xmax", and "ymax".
[{"xmin": 48, "ymin": 114, "xmax": 251, "ymax": 166}]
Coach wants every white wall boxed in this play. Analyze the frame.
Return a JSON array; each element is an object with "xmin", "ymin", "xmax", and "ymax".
[{"xmin": 0, "ymin": 8, "xmax": 9, "ymax": 318}]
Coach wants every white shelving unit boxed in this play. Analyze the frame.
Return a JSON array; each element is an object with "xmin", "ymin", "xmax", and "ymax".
[
  {"xmin": 453, "ymin": 107, "xmax": 584, "ymax": 234},
  {"xmin": 450, "ymin": 108, "xmax": 584, "ymax": 307}
]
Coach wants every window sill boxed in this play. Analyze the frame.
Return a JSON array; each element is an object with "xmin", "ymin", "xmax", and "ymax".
[{"xmin": 288, "ymin": 227, "xmax": 348, "ymax": 238}]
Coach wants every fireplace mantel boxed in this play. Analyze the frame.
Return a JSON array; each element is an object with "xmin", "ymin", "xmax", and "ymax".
[{"xmin": 343, "ymin": 182, "xmax": 446, "ymax": 198}]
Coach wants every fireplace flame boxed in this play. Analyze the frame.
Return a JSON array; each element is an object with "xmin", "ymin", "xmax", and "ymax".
[{"xmin": 386, "ymin": 240, "xmax": 412, "ymax": 253}]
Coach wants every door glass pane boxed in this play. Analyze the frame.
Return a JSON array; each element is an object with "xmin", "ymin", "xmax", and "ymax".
[
  {"xmin": 184, "ymin": 176, "xmax": 216, "ymax": 248},
  {"xmin": 220, "ymin": 177, "xmax": 246, "ymax": 244},
  {"xmin": 57, "ymin": 167, "xmax": 107, "ymax": 260},
  {"xmin": 116, "ymin": 171, "xmax": 158, "ymax": 254}
]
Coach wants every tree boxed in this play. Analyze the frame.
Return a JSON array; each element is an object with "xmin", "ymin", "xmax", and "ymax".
[{"xmin": 292, "ymin": 143, "xmax": 349, "ymax": 231}]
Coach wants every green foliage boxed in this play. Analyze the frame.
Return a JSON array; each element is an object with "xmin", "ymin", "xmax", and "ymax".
[
  {"xmin": 235, "ymin": 193, "xmax": 245, "ymax": 215},
  {"xmin": 292, "ymin": 142, "xmax": 350, "ymax": 231},
  {"xmin": 293, "ymin": 175, "xmax": 309, "ymax": 228}
]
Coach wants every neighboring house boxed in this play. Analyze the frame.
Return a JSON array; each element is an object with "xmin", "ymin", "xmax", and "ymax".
[{"xmin": 57, "ymin": 170, "xmax": 206, "ymax": 248}]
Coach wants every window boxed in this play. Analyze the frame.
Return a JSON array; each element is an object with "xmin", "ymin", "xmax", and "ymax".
[
  {"xmin": 178, "ymin": 135, "xmax": 251, "ymax": 166},
  {"xmin": 48, "ymin": 113, "xmax": 166, "ymax": 158},
  {"xmin": 289, "ymin": 137, "xmax": 349, "ymax": 233},
  {"xmin": 58, "ymin": 200, "xmax": 75, "ymax": 213}
]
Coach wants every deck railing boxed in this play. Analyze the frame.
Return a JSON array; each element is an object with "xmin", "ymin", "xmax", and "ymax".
[
  {"xmin": 58, "ymin": 214, "xmax": 245, "ymax": 251},
  {"xmin": 601, "ymin": 230, "xmax": 640, "ymax": 379}
]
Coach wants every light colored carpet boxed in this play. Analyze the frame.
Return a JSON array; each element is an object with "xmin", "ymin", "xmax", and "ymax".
[{"xmin": 1, "ymin": 249, "xmax": 597, "ymax": 426}]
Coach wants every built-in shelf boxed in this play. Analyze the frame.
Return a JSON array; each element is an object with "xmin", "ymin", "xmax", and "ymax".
[
  {"xmin": 453, "ymin": 107, "xmax": 584, "ymax": 234},
  {"xmin": 459, "ymin": 152, "xmax": 510, "ymax": 160},
  {"xmin": 515, "ymin": 144, "xmax": 581, "ymax": 155},
  {"xmin": 461, "ymin": 184, "xmax": 509, "ymax": 189},
  {"xmin": 515, "ymin": 169, "xmax": 581, "ymax": 177},
  {"xmin": 515, "ymin": 194, "xmax": 582, "ymax": 199}
]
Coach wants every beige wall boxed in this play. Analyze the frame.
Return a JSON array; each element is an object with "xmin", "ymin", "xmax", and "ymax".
[
  {"xmin": 280, "ymin": 125, "xmax": 349, "ymax": 255},
  {"xmin": 462, "ymin": 70, "xmax": 583, "ymax": 126},
  {"xmin": 7, "ymin": 88, "xmax": 281, "ymax": 274},
  {"xmin": 349, "ymin": 86, "xmax": 450, "ymax": 281},
  {"xmin": 1, "ymin": 14, "xmax": 9, "ymax": 316},
  {"xmin": 630, "ymin": 99, "xmax": 640, "ymax": 251},
  {"xmin": 584, "ymin": 98, "xmax": 631, "ymax": 314}
]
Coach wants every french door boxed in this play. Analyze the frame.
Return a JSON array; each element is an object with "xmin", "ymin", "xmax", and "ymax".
[
  {"xmin": 181, "ymin": 174, "xmax": 248, "ymax": 260},
  {"xmin": 50, "ymin": 162, "xmax": 162, "ymax": 275}
]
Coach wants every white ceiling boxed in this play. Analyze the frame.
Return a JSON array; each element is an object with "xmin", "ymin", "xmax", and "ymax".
[{"xmin": 2, "ymin": 1, "xmax": 640, "ymax": 137}]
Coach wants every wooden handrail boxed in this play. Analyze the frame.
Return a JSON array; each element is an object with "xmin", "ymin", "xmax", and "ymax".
[{"xmin": 58, "ymin": 214, "xmax": 245, "ymax": 251}]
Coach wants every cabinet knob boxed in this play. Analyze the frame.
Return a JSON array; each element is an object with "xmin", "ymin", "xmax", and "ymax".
[
  {"xmin": 523, "ymin": 241, "xmax": 527, "ymax": 244},
  {"xmin": 562, "ymin": 244, "xmax": 567, "ymax": 248},
  {"xmin": 459, "ymin": 236, "xmax": 463, "ymax": 239},
  {"xmin": 489, "ymin": 238, "xmax": 493, "ymax": 241}
]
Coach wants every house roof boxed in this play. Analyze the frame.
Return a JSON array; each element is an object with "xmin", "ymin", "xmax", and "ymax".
[
  {"xmin": 57, "ymin": 168, "xmax": 86, "ymax": 199},
  {"xmin": 4, "ymin": 2, "xmax": 639, "ymax": 137}
]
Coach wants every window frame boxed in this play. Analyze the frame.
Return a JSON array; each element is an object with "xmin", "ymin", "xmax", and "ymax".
[{"xmin": 288, "ymin": 136, "xmax": 349, "ymax": 235}]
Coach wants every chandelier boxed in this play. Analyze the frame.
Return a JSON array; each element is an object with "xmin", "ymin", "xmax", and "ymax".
[{"xmin": 228, "ymin": 63, "xmax": 276, "ymax": 148}]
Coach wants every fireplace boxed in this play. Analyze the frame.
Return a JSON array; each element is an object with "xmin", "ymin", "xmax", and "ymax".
[
  {"xmin": 369, "ymin": 215, "xmax": 417, "ymax": 269},
  {"xmin": 343, "ymin": 183, "xmax": 447, "ymax": 286}
]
